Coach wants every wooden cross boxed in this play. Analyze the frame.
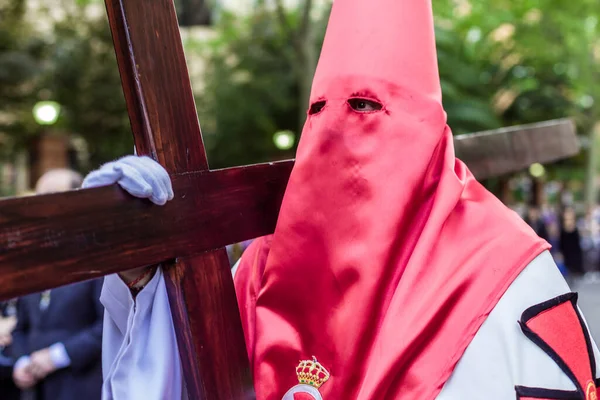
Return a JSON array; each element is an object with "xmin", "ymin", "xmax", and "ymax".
[{"xmin": 0, "ymin": 1, "xmax": 580, "ymax": 399}]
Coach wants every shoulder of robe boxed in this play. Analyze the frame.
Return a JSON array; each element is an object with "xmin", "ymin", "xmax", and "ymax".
[
  {"xmin": 233, "ymin": 235, "xmax": 273, "ymax": 296},
  {"xmin": 438, "ymin": 250, "xmax": 600, "ymax": 400},
  {"xmin": 233, "ymin": 234, "xmax": 273, "ymax": 273},
  {"xmin": 232, "ymin": 235, "xmax": 273, "ymax": 363}
]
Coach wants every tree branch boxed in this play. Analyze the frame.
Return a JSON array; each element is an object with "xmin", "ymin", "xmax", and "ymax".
[
  {"xmin": 299, "ymin": 0, "xmax": 313, "ymax": 38},
  {"xmin": 273, "ymin": 0, "xmax": 293, "ymax": 37}
]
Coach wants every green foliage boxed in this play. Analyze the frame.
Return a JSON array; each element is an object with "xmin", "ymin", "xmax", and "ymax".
[
  {"xmin": 198, "ymin": 3, "xmax": 504, "ymax": 168},
  {"xmin": 434, "ymin": 0, "xmax": 600, "ymax": 182},
  {"xmin": 0, "ymin": 0, "xmax": 47, "ymax": 154},
  {"xmin": 435, "ymin": 26, "xmax": 503, "ymax": 134},
  {"xmin": 49, "ymin": 14, "xmax": 132, "ymax": 169},
  {"xmin": 198, "ymin": 0, "xmax": 599, "ymax": 169},
  {"xmin": 0, "ymin": 0, "xmax": 131, "ymax": 170},
  {"xmin": 195, "ymin": 5, "xmax": 329, "ymax": 168},
  {"xmin": 197, "ymin": 9, "xmax": 302, "ymax": 168}
]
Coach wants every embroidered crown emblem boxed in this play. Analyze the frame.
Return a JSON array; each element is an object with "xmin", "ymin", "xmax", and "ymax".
[{"xmin": 295, "ymin": 356, "xmax": 330, "ymax": 389}]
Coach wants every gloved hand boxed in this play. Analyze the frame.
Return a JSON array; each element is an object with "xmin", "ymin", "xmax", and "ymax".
[{"xmin": 82, "ymin": 155, "xmax": 174, "ymax": 205}]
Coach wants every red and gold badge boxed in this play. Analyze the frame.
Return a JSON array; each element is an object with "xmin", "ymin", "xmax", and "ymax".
[{"xmin": 282, "ymin": 357, "xmax": 330, "ymax": 400}]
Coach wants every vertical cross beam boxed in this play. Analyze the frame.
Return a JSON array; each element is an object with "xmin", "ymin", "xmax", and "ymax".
[{"xmin": 104, "ymin": 0, "xmax": 253, "ymax": 397}]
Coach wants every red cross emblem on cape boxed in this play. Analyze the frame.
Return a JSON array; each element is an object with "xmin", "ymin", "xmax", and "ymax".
[{"xmin": 516, "ymin": 293, "xmax": 599, "ymax": 400}]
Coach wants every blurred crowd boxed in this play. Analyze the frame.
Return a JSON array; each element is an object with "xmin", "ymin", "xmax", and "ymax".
[{"xmin": 519, "ymin": 202, "xmax": 600, "ymax": 284}]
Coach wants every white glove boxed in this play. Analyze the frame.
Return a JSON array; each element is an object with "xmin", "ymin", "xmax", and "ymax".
[{"xmin": 82, "ymin": 155, "xmax": 174, "ymax": 205}]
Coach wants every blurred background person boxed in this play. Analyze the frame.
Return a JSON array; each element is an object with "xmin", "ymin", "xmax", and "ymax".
[
  {"xmin": 524, "ymin": 204, "xmax": 550, "ymax": 242},
  {"xmin": 545, "ymin": 219, "xmax": 570, "ymax": 276},
  {"xmin": 11, "ymin": 169, "xmax": 103, "ymax": 400},
  {"xmin": 0, "ymin": 299, "xmax": 20, "ymax": 400},
  {"xmin": 580, "ymin": 205, "xmax": 600, "ymax": 281},
  {"xmin": 559, "ymin": 207, "xmax": 585, "ymax": 281}
]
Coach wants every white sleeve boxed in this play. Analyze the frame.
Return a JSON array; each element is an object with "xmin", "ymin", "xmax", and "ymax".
[
  {"xmin": 100, "ymin": 268, "xmax": 186, "ymax": 400},
  {"xmin": 438, "ymin": 250, "xmax": 600, "ymax": 399},
  {"xmin": 231, "ymin": 258, "xmax": 242, "ymax": 277},
  {"xmin": 100, "ymin": 259, "xmax": 242, "ymax": 400}
]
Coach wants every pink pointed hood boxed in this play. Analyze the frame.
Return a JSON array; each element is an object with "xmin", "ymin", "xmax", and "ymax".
[
  {"xmin": 311, "ymin": 0, "xmax": 441, "ymax": 104},
  {"xmin": 235, "ymin": 1, "xmax": 548, "ymax": 399}
]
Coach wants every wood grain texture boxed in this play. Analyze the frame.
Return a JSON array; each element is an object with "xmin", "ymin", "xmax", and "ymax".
[
  {"xmin": 454, "ymin": 118, "xmax": 579, "ymax": 179},
  {"xmin": 104, "ymin": 0, "xmax": 207, "ymax": 172},
  {"xmin": 0, "ymin": 161, "xmax": 292, "ymax": 300},
  {"xmin": 104, "ymin": 0, "xmax": 255, "ymax": 396},
  {"xmin": 164, "ymin": 252, "xmax": 255, "ymax": 400}
]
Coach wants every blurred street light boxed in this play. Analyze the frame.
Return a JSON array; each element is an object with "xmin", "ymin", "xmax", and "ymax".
[
  {"xmin": 32, "ymin": 101, "xmax": 61, "ymax": 126},
  {"xmin": 529, "ymin": 163, "xmax": 545, "ymax": 178},
  {"xmin": 465, "ymin": 27, "xmax": 482, "ymax": 43},
  {"xmin": 273, "ymin": 130, "xmax": 295, "ymax": 150}
]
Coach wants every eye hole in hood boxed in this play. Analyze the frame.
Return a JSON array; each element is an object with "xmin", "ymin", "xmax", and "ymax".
[
  {"xmin": 348, "ymin": 98, "xmax": 383, "ymax": 113},
  {"xmin": 308, "ymin": 100, "xmax": 327, "ymax": 115}
]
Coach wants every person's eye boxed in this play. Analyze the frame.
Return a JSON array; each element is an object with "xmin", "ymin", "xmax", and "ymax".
[{"xmin": 348, "ymin": 98, "xmax": 383, "ymax": 112}]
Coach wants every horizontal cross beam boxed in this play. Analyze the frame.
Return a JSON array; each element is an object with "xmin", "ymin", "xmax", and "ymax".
[
  {"xmin": 454, "ymin": 118, "xmax": 579, "ymax": 179},
  {"xmin": 0, "ymin": 161, "xmax": 292, "ymax": 300},
  {"xmin": 0, "ymin": 119, "xmax": 578, "ymax": 300}
]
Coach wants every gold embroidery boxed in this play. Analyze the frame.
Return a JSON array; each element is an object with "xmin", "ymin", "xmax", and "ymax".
[
  {"xmin": 586, "ymin": 380, "xmax": 597, "ymax": 400},
  {"xmin": 295, "ymin": 356, "xmax": 330, "ymax": 389}
]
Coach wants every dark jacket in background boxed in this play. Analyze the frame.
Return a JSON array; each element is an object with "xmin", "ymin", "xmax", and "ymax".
[
  {"xmin": 12, "ymin": 279, "xmax": 103, "ymax": 400},
  {"xmin": 0, "ymin": 300, "xmax": 20, "ymax": 400},
  {"xmin": 525, "ymin": 217, "xmax": 550, "ymax": 243},
  {"xmin": 560, "ymin": 229, "xmax": 584, "ymax": 275}
]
